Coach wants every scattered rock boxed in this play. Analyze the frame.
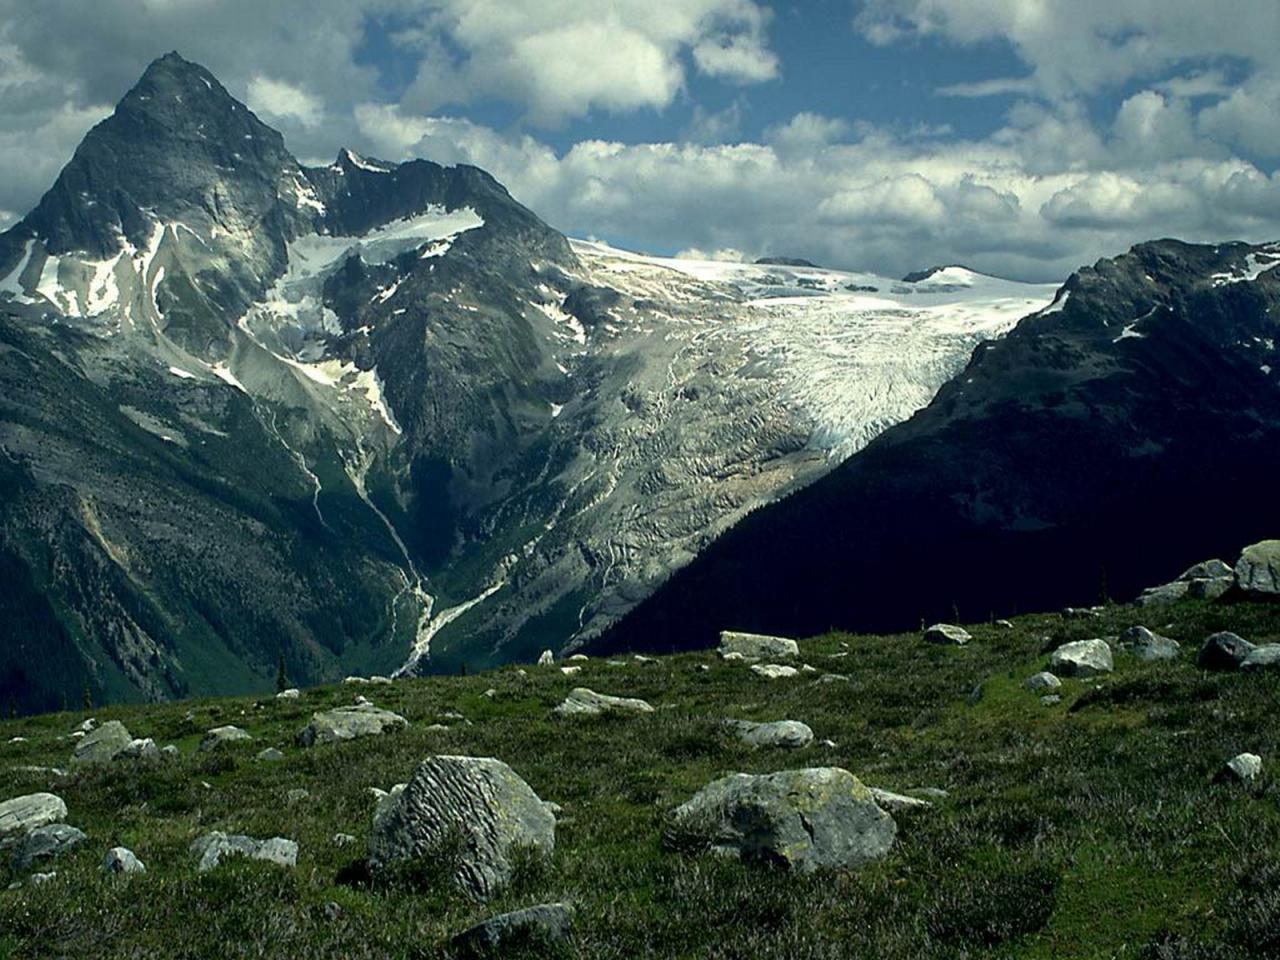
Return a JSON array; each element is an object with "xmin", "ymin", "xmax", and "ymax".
[
  {"xmin": 868, "ymin": 788, "xmax": 932, "ymax": 813},
  {"xmin": 819, "ymin": 739, "xmax": 838, "ymax": 749},
  {"xmin": 296, "ymin": 705, "xmax": 408, "ymax": 747},
  {"xmin": 1183, "ymin": 559, "xmax": 1235, "ymax": 580},
  {"xmin": 718, "ymin": 631, "xmax": 799, "ymax": 661},
  {"xmin": 75, "ymin": 718, "xmax": 97, "ymax": 734},
  {"xmin": 1040, "ymin": 695, "xmax": 1062, "ymax": 706},
  {"xmin": 71, "ymin": 721, "xmax": 134, "ymax": 764},
  {"xmin": 667, "ymin": 767, "xmax": 896, "ymax": 872},
  {"xmin": 1117, "ymin": 626, "xmax": 1181, "ymax": 661},
  {"xmin": 1236, "ymin": 541, "xmax": 1280, "ymax": 596},
  {"xmin": 343, "ymin": 676, "xmax": 370, "ymax": 686},
  {"xmin": 483, "ymin": 688, "xmax": 498, "ymax": 699},
  {"xmin": 996, "ymin": 619, "xmax": 1015, "ymax": 629},
  {"xmin": 816, "ymin": 673, "xmax": 849, "ymax": 684},
  {"xmin": 727, "ymin": 719, "xmax": 814, "ymax": 750},
  {"xmin": 1217, "ymin": 753, "xmax": 1262, "ymax": 783},
  {"xmin": 1137, "ymin": 558, "xmax": 1236, "ymax": 606},
  {"xmin": 198, "ymin": 726, "xmax": 252, "ymax": 752},
  {"xmin": 1025, "ymin": 671, "xmax": 1062, "ymax": 692},
  {"xmin": 633, "ymin": 655, "xmax": 657, "ymax": 664},
  {"xmin": 353, "ymin": 695, "xmax": 372, "ymax": 707},
  {"xmin": 452, "ymin": 903, "xmax": 575, "ymax": 958},
  {"xmin": 1242, "ymin": 645, "xmax": 1280, "ymax": 671},
  {"xmin": 553, "ymin": 688, "xmax": 654, "ymax": 717},
  {"xmin": 119, "ymin": 738, "xmax": 160, "ymax": 760},
  {"xmin": 11, "ymin": 824, "xmax": 86, "ymax": 872},
  {"xmin": 1197, "ymin": 632, "xmax": 1256, "ymax": 671},
  {"xmin": 1135, "ymin": 581, "xmax": 1190, "ymax": 607},
  {"xmin": 923, "ymin": 624, "xmax": 971, "ymax": 646},
  {"xmin": 606, "ymin": 659, "xmax": 627, "ymax": 667},
  {"xmin": 368, "ymin": 755, "xmax": 555, "ymax": 900},
  {"xmin": 1048, "ymin": 639, "xmax": 1114, "ymax": 677},
  {"xmin": 275, "ymin": 688, "xmax": 300, "ymax": 700},
  {"xmin": 160, "ymin": 744, "xmax": 180, "ymax": 760},
  {"xmin": 191, "ymin": 832, "xmax": 298, "ymax": 871},
  {"xmin": 11, "ymin": 766, "xmax": 67, "ymax": 778},
  {"xmin": 0, "ymin": 793, "xmax": 67, "ymax": 840},
  {"xmin": 537, "ymin": 650, "xmax": 554, "ymax": 666},
  {"xmin": 750, "ymin": 664, "xmax": 799, "ymax": 679},
  {"xmin": 1063, "ymin": 606, "xmax": 1103, "ymax": 620},
  {"xmin": 257, "ymin": 747, "xmax": 286, "ymax": 763},
  {"xmin": 26, "ymin": 872, "xmax": 57, "ymax": 886},
  {"xmin": 567, "ymin": 654, "xmax": 589, "ymax": 662},
  {"xmin": 102, "ymin": 847, "xmax": 146, "ymax": 875},
  {"xmin": 369, "ymin": 676, "xmax": 393, "ymax": 686},
  {"xmin": 560, "ymin": 666, "xmax": 581, "ymax": 676}
]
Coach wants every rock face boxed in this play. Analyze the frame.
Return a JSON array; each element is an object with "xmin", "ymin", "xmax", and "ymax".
[
  {"xmin": 552, "ymin": 688, "xmax": 654, "ymax": 717},
  {"xmin": 750, "ymin": 664, "xmax": 799, "ymax": 679},
  {"xmin": 191, "ymin": 832, "xmax": 298, "ymax": 871},
  {"xmin": 667, "ymin": 767, "xmax": 896, "ymax": 872},
  {"xmin": 71, "ymin": 721, "xmax": 134, "ymax": 764},
  {"xmin": 923, "ymin": 624, "xmax": 971, "ymax": 646},
  {"xmin": 368, "ymin": 756, "xmax": 556, "ymax": 900},
  {"xmin": 728, "ymin": 720, "xmax": 814, "ymax": 749},
  {"xmin": 1197, "ymin": 632, "xmax": 1256, "ymax": 671},
  {"xmin": 296, "ymin": 705, "xmax": 408, "ymax": 747},
  {"xmin": 1117, "ymin": 626, "xmax": 1181, "ymax": 662},
  {"xmin": 11, "ymin": 824, "xmax": 87, "ymax": 872},
  {"xmin": 1241, "ymin": 645, "xmax": 1280, "ymax": 671},
  {"xmin": 718, "ymin": 631, "xmax": 800, "ymax": 661},
  {"xmin": 103, "ymin": 847, "xmax": 146, "ymax": 875},
  {"xmin": 1048, "ymin": 639, "xmax": 1114, "ymax": 677},
  {"xmin": 1025, "ymin": 671, "xmax": 1062, "ymax": 692},
  {"xmin": 451, "ymin": 903, "xmax": 576, "ymax": 958},
  {"xmin": 0, "ymin": 793, "xmax": 67, "ymax": 839},
  {"xmin": 198, "ymin": 726, "xmax": 252, "ymax": 751},
  {"xmin": 1236, "ymin": 541, "xmax": 1280, "ymax": 596}
]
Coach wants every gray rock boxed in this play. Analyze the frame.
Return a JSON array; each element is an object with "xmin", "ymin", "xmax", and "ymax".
[
  {"xmin": 995, "ymin": 619, "xmax": 1015, "ymax": 629},
  {"xmin": 667, "ymin": 767, "xmax": 896, "ymax": 872},
  {"xmin": 0, "ymin": 793, "xmax": 67, "ymax": 840},
  {"xmin": 11, "ymin": 823, "xmax": 87, "ymax": 872},
  {"xmin": 191, "ymin": 831, "xmax": 298, "ymax": 871},
  {"xmin": 718, "ymin": 631, "xmax": 800, "ymax": 661},
  {"xmin": 198, "ymin": 726, "xmax": 252, "ymax": 751},
  {"xmin": 1180, "ymin": 559, "xmax": 1234, "ymax": 580},
  {"xmin": 1048, "ymin": 639, "xmax": 1114, "ymax": 677},
  {"xmin": 71, "ymin": 720, "xmax": 133, "ymax": 764},
  {"xmin": 452, "ymin": 903, "xmax": 575, "ymax": 958},
  {"xmin": 750, "ymin": 663, "xmax": 799, "ymax": 679},
  {"xmin": 728, "ymin": 720, "xmax": 814, "ymax": 749},
  {"xmin": 368, "ymin": 755, "xmax": 555, "ymax": 901},
  {"xmin": 256, "ymin": 747, "xmax": 286, "ymax": 763},
  {"xmin": 559, "ymin": 665, "xmax": 582, "ymax": 676},
  {"xmin": 1063, "ymin": 607, "xmax": 1103, "ymax": 620},
  {"xmin": 923, "ymin": 623, "xmax": 971, "ymax": 646},
  {"xmin": 1117, "ymin": 626, "xmax": 1181, "ymax": 662},
  {"xmin": 1236, "ymin": 541, "xmax": 1280, "ymax": 596},
  {"xmin": 1218, "ymin": 753, "xmax": 1262, "ymax": 783},
  {"xmin": 275, "ymin": 688, "xmax": 300, "ymax": 700},
  {"xmin": 906, "ymin": 787, "xmax": 950, "ymax": 800},
  {"xmin": 103, "ymin": 846, "xmax": 146, "ymax": 875},
  {"xmin": 1242, "ymin": 645, "xmax": 1280, "ymax": 671},
  {"xmin": 1135, "ymin": 581, "xmax": 1190, "ymax": 607},
  {"xmin": 342, "ymin": 676, "xmax": 370, "ymax": 686},
  {"xmin": 119, "ymin": 738, "xmax": 160, "ymax": 760},
  {"xmin": 537, "ymin": 650, "xmax": 554, "ymax": 666},
  {"xmin": 160, "ymin": 745, "xmax": 180, "ymax": 760},
  {"xmin": 816, "ymin": 673, "xmax": 850, "ymax": 684},
  {"xmin": 1025, "ymin": 671, "xmax": 1062, "ymax": 692},
  {"xmin": 1197, "ymin": 632, "xmax": 1255, "ymax": 671},
  {"xmin": 552, "ymin": 688, "xmax": 654, "ymax": 717},
  {"xmin": 27, "ymin": 872, "xmax": 57, "ymax": 886},
  {"xmin": 296, "ymin": 704, "xmax": 408, "ymax": 747},
  {"xmin": 1040, "ymin": 694, "xmax": 1062, "ymax": 706},
  {"xmin": 1186, "ymin": 577, "xmax": 1234, "ymax": 601},
  {"xmin": 868, "ymin": 787, "xmax": 932, "ymax": 813}
]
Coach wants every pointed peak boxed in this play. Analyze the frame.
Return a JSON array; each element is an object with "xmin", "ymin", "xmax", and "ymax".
[{"xmin": 334, "ymin": 148, "xmax": 394, "ymax": 174}]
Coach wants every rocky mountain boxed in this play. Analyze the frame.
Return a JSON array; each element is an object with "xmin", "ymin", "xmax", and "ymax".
[
  {"xmin": 592, "ymin": 239, "xmax": 1280, "ymax": 656},
  {"xmin": 0, "ymin": 54, "xmax": 1058, "ymax": 710}
]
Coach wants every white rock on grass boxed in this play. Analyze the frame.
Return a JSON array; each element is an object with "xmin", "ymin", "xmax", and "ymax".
[
  {"xmin": 553, "ymin": 688, "xmax": 654, "ymax": 717},
  {"xmin": 923, "ymin": 624, "xmax": 972, "ymax": 646},
  {"xmin": 296, "ymin": 705, "xmax": 408, "ymax": 747},
  {"xmin": 1218, "ymin": 753, "xmax": 1262, "ymax": 783},
  {"xmin": 0, "ymin": 793, "xmax": 67, "ymax": 840},
  {"xmin": 537, "ymin": 650, "xmax": 555, "ymax": 666},
  {"xmin": 1235, "ymin": 541, "xmax": 1280, "ymax": 597},
  {"xmin": 1117, "ymin": 626, "xmax": 1181, "ymax": 662},
  {"xmin": 868, "ymin": 787, "xmax": 933, "ymax": 813},
  {"xmin": 728, "ymin": 720, "xmax": 814, "ymax": 749},
  {"xmin": 750, "ymin": 664, "xmax": 799, "ymax": 679},
  {"xmin": 276, "ymin": 688, "xmax": 301, "ymax": 700},
  {"xmin": 71, "ymin": 721, "xmax": 134, "ymax": 764},
  {"xmin": 103, "ymin": 847, "xmax": 146, "ymax": 875},
  {"xmin": 1025, "ymin": 671, "xmax": 1062, "ymax": 692},
  {"xmin": 718, "ymin": 631, "xmax": 799, "ymax": 662},
  {"xmin": 1048, "ymin": 639, "xmax": 1114, "ymax": 677},
  {"xmin": 198, "ymin": 726, "xmax": 252, "ymax": 752},
  {"xmin": 191, "ymin": 832, "xmax": 298, "ymax": 871}
]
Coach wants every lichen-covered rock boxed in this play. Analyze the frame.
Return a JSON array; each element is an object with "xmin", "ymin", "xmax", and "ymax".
[
  {"xmin": 0, "ymin": 793, "xmax": 67, "ymax": 840},
  {"xmin": 552, "ymin": 688, "xmax": 654, "ymax": 717},
  {"xmin": 190, "ymin": 832, "xmax": 298, "ymax": 871},
  {"xmin": 666, "ymin": 767, "xmax": 896, "ymax": 872},
  {"xmin": 198, "ymin": 726, "xmax": 252, "ymax": 751},
  {"xmin": 451, "ymin": 903, "xmax": 576, "ymax": 958},
  {"xmin": 11, "ymin": 824, "xmax": 87, "ymax": 872},
  {"xmin": 368, "ymin": 756, "xmax": 555, "ymax": 900},
  {"xmin": 718, "ymin": 631, "xmax": 799, "ymax": 661},
  {"xmin": 71, "ymin": 721, "xmax": 133, "ymax": 764},
  {"xmin": 296, "ymin": 704, "xmax": 408, "ymax": 747},
  {"xmin": 103, "ymin": 847, "xmax": 146, "ymax": 875},
  {"xmin": 1197, "ymin": 632, "xmax": 1255, "ymax": 671},
  {"xmin": 1117, "ymin": 626, "xmax": 1181, "ymax": 662},
  {"xmin": 1236, "ymin": 541, "xmax": 1280, "ymax": 596},
  {"xmin": 923, "ymin": 623, "xmax": 971, "ymax": 646},
  {"xmin": 1048, "ymin": 639, "xmax": 1113, "ymax": 677},
  {"xmin": 727, "ymin": 719, "xmax": 814, "ymax": 749}
]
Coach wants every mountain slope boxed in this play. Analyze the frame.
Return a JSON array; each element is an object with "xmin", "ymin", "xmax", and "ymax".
[{"xmin": 594, "ymin": 239, "xmax": 1280, "ymax": 654}]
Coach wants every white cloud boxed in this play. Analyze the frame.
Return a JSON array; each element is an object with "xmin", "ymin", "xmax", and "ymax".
[{"xmin": 246, "ymin": 76, "xmax": 325, "ymax": 128}]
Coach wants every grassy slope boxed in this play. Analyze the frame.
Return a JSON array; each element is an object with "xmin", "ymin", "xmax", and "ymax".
[{"xmin": 0, "ymin": 598, "xmax": 1278, "ymax": 959}]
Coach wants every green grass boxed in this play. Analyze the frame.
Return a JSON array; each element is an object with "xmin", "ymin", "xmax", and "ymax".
[{"xmin": 1, "ymin": 598, "xmax": 1278, "ymax": 958}]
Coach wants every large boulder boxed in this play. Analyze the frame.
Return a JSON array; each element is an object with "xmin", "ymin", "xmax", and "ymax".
[
  {"xmin": 71, "ymin": 721, "xmax": 134, "ymax": 764},
  {"xmin": 1117, "ymin": 626, "xmax": 1181, "ymax": 662},
  {"xmin": 1048, "ymin": 639, "xmax": 1114, "ymax": 677},
  {"xmin": 1217, "ymin": 753, "xmax": 1262, "ymax": 784},
  {"xmin": 103, "ymin": 847, "xmax": 146, "ymax": 875},
  {"xmin": 451, "ymin": 903, "xmax": 575, "ymax": 958},
  {"xmin": 368, "ymin": 756, "xmax": 556, "ymax": 900},
  {"xmin": 727, "ymin": 719, "xmax": 814, "ymax": 750},
  {"xmin": 923, "ymin": 624, "xmax": 971, "ymax": 646},
  {"xmin": 1236, "ymin": 541, "xmax": 1280, "ymax": 596},
  {"xmin": 718, "ymin": 631, "xmax": 799, "ymax": 661},
  {"xmin": 191, "ymin": 832, "xmax": 298, "ymax": 871},
  {"xmin": 1242, "ymin": 645, "xmax": 1280, "ymax": 671},
  {"xmin": 666, "ymin": 767, "xmax": 896, "ymax": 872},
  {"xmin": 0, "ymin": 793, "xmax": 67, "ymax": 840},
  {"xmin": 1197, "ymin": 632, "xmax": 1255, "ymax": 671},
  {"xmin": 296, "ymin": 704, "xmax": 408, "ymax": 747},
  {"xmin": 1136, "ymin": 558, "xmax": 1235, "ymax": 606},
  {"xmin": 552, "ymin": 688, "xmax": 653, "ymax": 717},
  {"xmin": 198, "ymin": 726, "xmax": 252, "ymax": 752},
  {"xmin": 11, "ymin": 824, "xmax": 87, "ymax": 872}
]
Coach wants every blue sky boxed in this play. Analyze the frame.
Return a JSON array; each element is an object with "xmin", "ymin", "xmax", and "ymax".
[{"xmin": 1, "ymin": 1, "xmax": 1279, "ymax": 280}]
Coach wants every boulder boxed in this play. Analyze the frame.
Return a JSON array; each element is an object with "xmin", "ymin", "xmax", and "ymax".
[
  {"xmin": 71, "ymin": 720, "xmax": 133, "ymax": 764},
  {"xmin": 1041, "ymin": 695, "xmax": 1062, "ymax": 706},
  {"xmin": 718, "ymin": 631, "xmax": 799, "ymax": 661},
  {"xmin": 191, "ymin": 832, "xmax": 298, "ymax": 871},
  {"xmin": 256, "ymin": 747, "xmax": 286, "ymax": 763},
  {"xmin": 727, "ymin": 720, "xmax": 814, "ymax": 750},
  {"xmin": 1135, "ymin": 581, "xmax": 1189, "ymax": 607},
  {"xmin": 567, "ymin": 654, "xmax": 589, "ymax": 662},
  {"xmin": 1197, "ymin": 632, "xmax": 1255, "ymax": 671},
  {"xmin": 0, "ymin": 793, "xmax": 67, "ymax": 840},
  {"xmin": 1137, "ymin": 558, "xmax": 1237, "ymax": 606},
  {"xmin": 1236, "ymin": 541, "xmax": 1280, "ymax": 596},
  {"xmin": 1117, "ymin": 626, "xmax": 1181, "ymax": 662},
  {"xmin": 1048, "ymin": 639, "xmax": 1114, "ymax": 677},
  {"xmin": 553, "ymin": 688, "xmax": 654, "ymax": 717},
  {"xmin": 1025, "ymin": 671, "xmax": 1062, "ymax": 692},
  {"xmin": 11, "ymin": 824, "xmax": 87, "ymax": 872},
  {"xmin": 559, "ymin": 666, "xmax": 582, "ymax": 676},
  {"xmin": 1181, "ymin": 559, "xmax": 1234, "ymax": 580},
  {"xmin": 750, "ymin": 664, "xmax": 799, "ymax": 679},
  {"xmin": 1217, "ymin": 753, "xmax": 1262, "ymax": 783},
  {"xmin": 1242, "ymin": 645, "xmax": 1280, "ymax": 671},
  {"xmin": 452, "ymin": 903, "xmax": 575, "ymax": 958},
  {"xmin": 537, "ymin": 650, "xmax": 554, "ymax": 666},
  {"xmin": 368, "ymin": 755, "xmax": 555, "ymax": 901},
  {"xmin": 667, "ymin": 767, "xmax": 895, "ymax": 872},
  {"xmin": 923, "ymin": 623, "xmax": 972, "ymax": 646},
  {"xmin": 296, "ymin": 704, "xmax": 408, "ymax": 747},
  {"xmin": 275, "ymin": 688, "xmax": 300, "ymax": 700},
  {"xmin": 103, "ymin": 847, "xmax": 146, "ymax": 875},
  {"xmin": 198, "ymin": 726, "xmax": 252, "ymax": 752},
  {"xmin": 868, "ymin": 788, "xmax": 932, "ymax": 813},
  {"xmin": 1186, "ymin": 578, "xmax": 1234, "ymax": 601},
  {"xmin": 119, "ymin": 738, "xmax": 160, "ymax": 760}
]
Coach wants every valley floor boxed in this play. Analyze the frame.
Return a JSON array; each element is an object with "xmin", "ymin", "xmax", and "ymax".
[{"xmin": 1, "ymin": 598, "xmax": 1278, "ymax": 959}]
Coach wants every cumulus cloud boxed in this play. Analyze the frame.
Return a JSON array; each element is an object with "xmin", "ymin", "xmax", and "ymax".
[{"xmin": 246, "ymin": 76, "xmax": 325, "ymax": 128}]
